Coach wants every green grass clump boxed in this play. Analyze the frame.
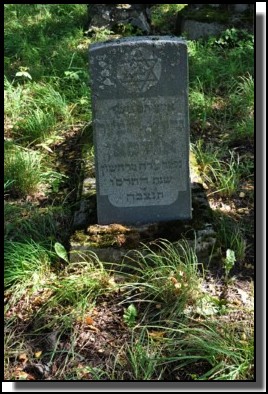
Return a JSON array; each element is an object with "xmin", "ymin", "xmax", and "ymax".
[
  {"xmin": 214, "ymin": 213, "xmax": 246, "ymax": 262},
  {"xmin": 165, "ymin": 321, "xmax": 254, "ymax": 380},
  {"xmin": 4, "ymin": 203, "xmax": 71, "ymax": 247},
  {"xmin": 119, "ymin": 240, "xmax": 202, "ymax": 322},
  {"xmin": 4, "ymin": 240, "xmax": 53, "ymax": 288},
  {"xmin": 4, "ymin": 142, "xmax": 43, "ymax": 197},
  {"xmin": 49, "ymin": 257, "xmax": 116, "ymax": 309},
  {"xmin": 192, "ymin": 140, "xmax": 243, "ymax": 197},
  {"xmin": 5, "ymin": 81, "xmax": 71, "ymax": 145},
  {"xmin": 123, "ymin": 328, "xmax": 165, "ymax": 380}
]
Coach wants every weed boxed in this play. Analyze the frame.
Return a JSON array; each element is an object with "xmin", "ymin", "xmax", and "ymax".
[
  {"xmin": 223, "ymin": 249, "xmax": 236, "ymax": 281},
  {"xmin": 41, "ymin": 170, "xmax": 68, "ymax": 194},
  {"xmin": 123, "ymin": 304, "xmax": 138, "ymax": 328},
  {"xmin": 207, "ymin": 151, "xmax": 241, "ymax": 197},
  {"xmin": 54, "ymin": 242, "xmax": 69, "ymax": 263},
  {"xmin": 215, "ymin": 28, "xmax": 252, "ymax": 48},
  {"xmin": 192, "ymin": 141, "xmax": 242, "ymax": 197}
]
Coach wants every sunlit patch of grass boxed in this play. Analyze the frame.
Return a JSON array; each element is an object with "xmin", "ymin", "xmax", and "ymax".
[
  {"xmin": 4, "ymin": 202, "xmax": 71, "ymax": 247},
  {"xmin": 5, "ymin": 82, "xmax": 71, "ymax": 145},
  {"xmin": 192, "ymin": 141, "xmax": 242, "ymax": 198},
  {"xmin": 48, "ymin": 254, "xmax": 117, "ymax": 310},
  {"xmin": 4, "ymin": 142, "xmax": 44, "ymax": 197},
  {"xmin": 151, "ymin": 4, "xmax": 187, "ymax": 32},
  {"xmin": 4, "ymin": 240, "xmax": 53, "ymax": 288}
]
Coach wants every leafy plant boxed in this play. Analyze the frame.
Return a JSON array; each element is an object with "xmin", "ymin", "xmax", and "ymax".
[
  {"xmin": 223, "ymin": 249, "xmax": 236, "ymax": 281},
  {"xmin": 41, "ymin": 170, "xmax": 68, "ymax": 193},
  {"xmin": 215, "ymin": 28, "xmax": 253, "ymax": 49},
  {"xmin": 123, "ymin": 304, "xmax": 138, "ymax": 328},
  {"xmin": 54, "ymin": 242, "xmax": 69, "ymax": 263}
]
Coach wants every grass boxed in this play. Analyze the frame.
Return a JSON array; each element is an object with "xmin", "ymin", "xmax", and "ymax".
[
  {"xmin": 151, "ymin": 4, "xmax": 187, "ymax": 32},
  {"xmin": 4, "ymin": 240, "xmax": 53, "ymax": 288},
  {"xmin": 117, "ymin": 240, "xmax": 202, "ymax": 322},
  {"xmin": 214, "ymin": 212, "xmax": 247, "ymax": 262},
  {"xmin": 49, "ymin": 258, "xmax": 114, "ymax": 309},
  {"xmin": 161, "ymin": 320, "xmax": 254, "ymax": 380},
  {"xmin": 4, "ymin": 142, "xmax": 44, "ymax": 197},
  {"xmin": 5, "ymin": 79, "xmax": 71, "ymax": 145},
  {"xmin": 192, "ymin": 141, "xmax": 243, "ymax": 197},
  {"xmin": 123, "ymin": 328, "xmax": 165, "ymax": 380},
  {"xmin": 4, "ymin": 4, "xmax": 254, "ymax": 381}
]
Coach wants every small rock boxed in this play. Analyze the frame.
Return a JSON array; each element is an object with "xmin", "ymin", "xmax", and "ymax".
[{"xmin": 239, "ymin": 192, "xmax": 246, "ymax": 198}]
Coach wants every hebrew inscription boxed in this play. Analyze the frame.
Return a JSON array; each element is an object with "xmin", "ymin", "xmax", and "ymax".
[{"xmin": 95, "ymin": 97, "xmax": 187, "ymax": 207}]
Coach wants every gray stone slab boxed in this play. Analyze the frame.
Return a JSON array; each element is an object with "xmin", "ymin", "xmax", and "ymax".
[{"xmin": 89, "ymin": 36, "xmax": 191, "ymax": 225}]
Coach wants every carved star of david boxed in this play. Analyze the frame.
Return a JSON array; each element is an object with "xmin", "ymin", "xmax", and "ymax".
[{"xmin": 117, "ymin": 50, "xmax": 162, "ymax": 93}]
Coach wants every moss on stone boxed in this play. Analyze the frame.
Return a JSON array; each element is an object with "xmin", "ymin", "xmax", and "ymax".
[{"xmin": 71, "ymin": 231, "xmax": 89, "ymax": 243}]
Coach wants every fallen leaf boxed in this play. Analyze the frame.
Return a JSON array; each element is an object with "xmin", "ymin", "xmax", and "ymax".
[
  {"xmin": 34, "ymin": 351, "xmax": 42, "ymax": 359},
  {"xmin": 149, "ymin": 331, "xmax": 165, "ymax": 340},
  {"xmin": 35, "ymin": 143, "xmax": 53, "ymax": 153},
  {"xmin": 85, "ymin": 316, "xmax": 94, "ymax": 325},
  {"xmin": 18, "ymin": 353, "xmax": 28, "ymax": 363}
]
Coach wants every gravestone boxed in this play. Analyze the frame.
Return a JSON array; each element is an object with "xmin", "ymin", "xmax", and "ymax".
[{"xmin": 89, "ymin": 36, "xmax": 191, "ymax": 225}]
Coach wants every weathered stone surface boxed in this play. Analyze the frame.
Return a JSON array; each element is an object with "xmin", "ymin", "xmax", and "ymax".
[
  {"xmin": 89, "ymin": 36, "xmax": 191, "ymax": 225},
  {"xmin": 177, "ymin": 4, "xmax": 254, "ymax": 38},
  {"xmin": 182, "ymin": 20, "xmax": 226, "ymax": 40}
]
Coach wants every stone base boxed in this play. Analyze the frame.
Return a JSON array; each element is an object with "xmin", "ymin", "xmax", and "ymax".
[{"xmin": 71, "ymin": 151, "xmax": 217, "ymax": 265}]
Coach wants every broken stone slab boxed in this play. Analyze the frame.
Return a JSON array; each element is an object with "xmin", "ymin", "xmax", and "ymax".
[
  {"xmin": 86, "ymin": 4, "xmax": 153, "ymax": 34},
  {"xmin": 70, "ymin": 219, "xmax": 217, "ymax": 265}
]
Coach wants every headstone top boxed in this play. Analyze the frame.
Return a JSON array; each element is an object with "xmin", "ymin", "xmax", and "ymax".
[{"xmin": 90, "ymin": 36, "xmax": 187, "ymax": 51}]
